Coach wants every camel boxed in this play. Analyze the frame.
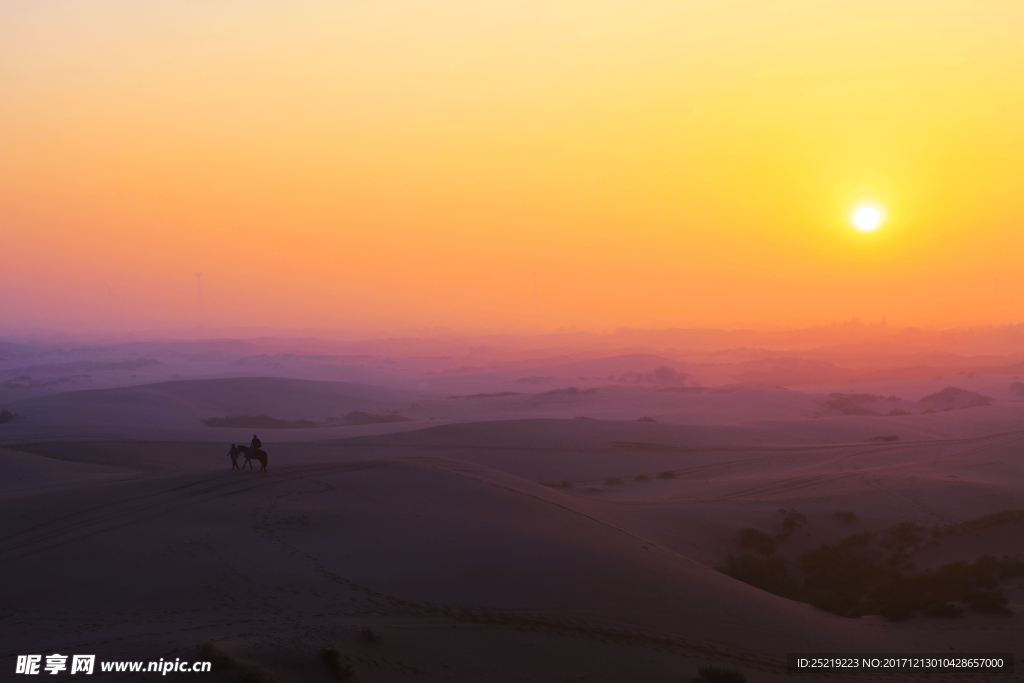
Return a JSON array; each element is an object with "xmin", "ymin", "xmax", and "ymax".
[{"xmin": 235, "ymin": 444, "xmax": 268, "ymax": 472}]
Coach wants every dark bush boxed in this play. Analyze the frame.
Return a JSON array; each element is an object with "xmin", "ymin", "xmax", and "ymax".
[
  {"xmin": 776, "ymin": 509, "xmax": 808, "ymax": 540},
  {"xmin": 923, "ymin": 602, "xmax": 964, "ymax": 618},
  {"xmin": 715, "ymin": 554, "xmax": 799, "ymax": 598},
  {"xmin": 697, "ymin": 665, "xmax": 747, "ymax": 683},
  {"xmin": 881, "ymin": 522, "xmax": 926, "ymax": 552},
  {"xmin": 963, "ymin": 590, "xmax": 1011, "ymax": 615},
  {"xmin": 320, "ymin": 648, "xmax": 354, "ymax": 681},
  {"xmin": 719, "ymin": 517, "xmax": 1023, "ymax": 621},
  {"xmin": 194, "ymin": 643, "xmax": 274, "ymax": 682},
  {"xmin": 735, "ymin": 528, "xmax": 777, "ymax": 555}
]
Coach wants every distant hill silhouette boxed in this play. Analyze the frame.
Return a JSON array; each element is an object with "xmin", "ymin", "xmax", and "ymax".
[
  {"xmin": 203, "ymin": 415, "xmax": 317, "ymax": 429},
  {"xmin": 203, "ymin": 411, "xmax": 411, "ymax": 428},
  {"xmin": 919, "ymin": 387, "xmax": 991, "ymax": 411}
]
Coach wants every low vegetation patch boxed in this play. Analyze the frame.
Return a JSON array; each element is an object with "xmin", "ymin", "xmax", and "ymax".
[
  {"xmin": 735, "ymin": 528, "xmax": 776, "ymax": 555},
  {"xmin": 195, "ymin": 643, "xmax": 275, "ymax": 683},
  {"xmin": 715, "ymin": 511, "xmax": 1024, "ymax": 621},
  {"xmin": 696, "ymin": 665, "xmax": 747, "ymax": 683},
  {"xmin": 320, "ymin": 648, "xmax": 354, "ymax": 681},
  {"xmin": 776, "ymin": 508, "xmax": 807, "ymax": 541},
  {"xmin": 932, "ymin": 509, "xmax": 1024, "ymax": 538}
]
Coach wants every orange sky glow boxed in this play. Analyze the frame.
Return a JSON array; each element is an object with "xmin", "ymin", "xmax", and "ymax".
[{"xmin": 1, "ymin": 1, "xmax": 1022, "ymax": 334}]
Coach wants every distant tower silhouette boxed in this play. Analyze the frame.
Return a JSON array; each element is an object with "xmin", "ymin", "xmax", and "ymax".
[
  {"xmin": 101, "ymin": 280, "xmax": 123, "ymax": 319},
  {"xmin": 195, "ymin": 272, "xmax": 204, "ymax": 322}
]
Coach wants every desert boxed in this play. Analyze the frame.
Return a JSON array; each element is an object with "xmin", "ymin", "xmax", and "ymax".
[{"xmin": 2, "ymin": 330, "xmax": 1022, "ymax": 682}]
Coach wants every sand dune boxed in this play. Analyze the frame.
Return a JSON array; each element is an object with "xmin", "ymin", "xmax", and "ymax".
[{"xmin": 3, "ymin": 363, "xmax": 1023, "ymax": 681}]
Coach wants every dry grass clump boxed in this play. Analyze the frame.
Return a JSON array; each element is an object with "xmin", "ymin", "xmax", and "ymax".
[
  {"xmin": 735, "ymin": 528, "xmax": 776, "ymax": 555},
  {"xmin": 696, "ymin": 665, "xmax": 747, "ymax": 683},
  {"xmin": 194, "ymin": 643, "xmax": 275, "ymax": 683},
  {"xmin": 320, "ymin": 648, "xmax": 354, "ymax": 681}
]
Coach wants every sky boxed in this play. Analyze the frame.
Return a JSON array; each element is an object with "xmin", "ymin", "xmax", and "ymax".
[{"xmin": 1, "ymin": 0, "xmax": 1022, "ymax": 334}]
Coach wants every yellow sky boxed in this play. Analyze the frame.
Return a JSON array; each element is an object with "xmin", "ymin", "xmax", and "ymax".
[{"xmin": 1, "ymin": 0, "xmax": 1021, "ymax": 333}]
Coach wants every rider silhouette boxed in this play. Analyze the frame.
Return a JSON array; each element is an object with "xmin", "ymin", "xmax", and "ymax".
[{"xmin": 251, "ymin": 434, "xmax": 262, "ymax": 451}]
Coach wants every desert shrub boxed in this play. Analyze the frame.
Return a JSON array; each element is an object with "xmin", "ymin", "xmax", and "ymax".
[
  {"xmin": 697, "ymin": 665, "xmax": 747, "ymax": 683},
  {"xmin": 833, "ymin": 510, "xmax": 858, "ymax": 522},
  {"xmin": 195, "ymin": 643, "xmax": 274, "ymax": 682},
  {"xmin": 656, "ymin": 471, "xmax": 676, "ymax": 480},
  {"xmin": 923, "ymin": 602, "xmax": 965, "ymax": 618},
  {"xmin": 962, "ymin": 590, "xmax": 1011, "ymax": 615},
  {"xmin": 232, "ymin": 672, "xmax": 276, "ymax": 683},
  {"xmin": 776, "ymin": 509, "xmax": 808, "ymax": 540},
  {"xmin": 934, "ymin": 510, "xmax": 1024, "ymax": 538},
  {"xmin": 735, "ymin": 528, "xmax": 777, "ymax": 555},
  {"xmin": 633, "ymin": 474, "xmax": 649, "ymax": 482},
  {"xmin": 604, "ymin": 477, "xmax": 624, "ymax": 485},
  {"xmin": 799, "ymin": 533, "xmax": 889, "ymax": 616},
  {"xmin": 715, "ymin": 553, "xmax": 799, "ymax": 598},
  {"xmin": 320, "ymin": 648, "xmax": 354, "ymax": 681},
  {"xmin": 880, "ymin": 522, "xmax": 927, "ymax": 561},
  {"xmin": 720, "ymin": 518, "xmax": 1023, "ymax": 621},
  {"xmin": 196, "ymin": 642, "xmax": 236, "ymax": 671}
]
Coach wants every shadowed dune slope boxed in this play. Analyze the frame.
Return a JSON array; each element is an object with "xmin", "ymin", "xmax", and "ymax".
[{"xmin": 0, "ymin": 458, "xmax": 900, "ymax": 678}]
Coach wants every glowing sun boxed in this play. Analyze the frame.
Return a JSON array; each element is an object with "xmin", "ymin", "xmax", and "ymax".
[{"xmin": 851, "ymin": 205, "xmax": 885, "ymax": 232}]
